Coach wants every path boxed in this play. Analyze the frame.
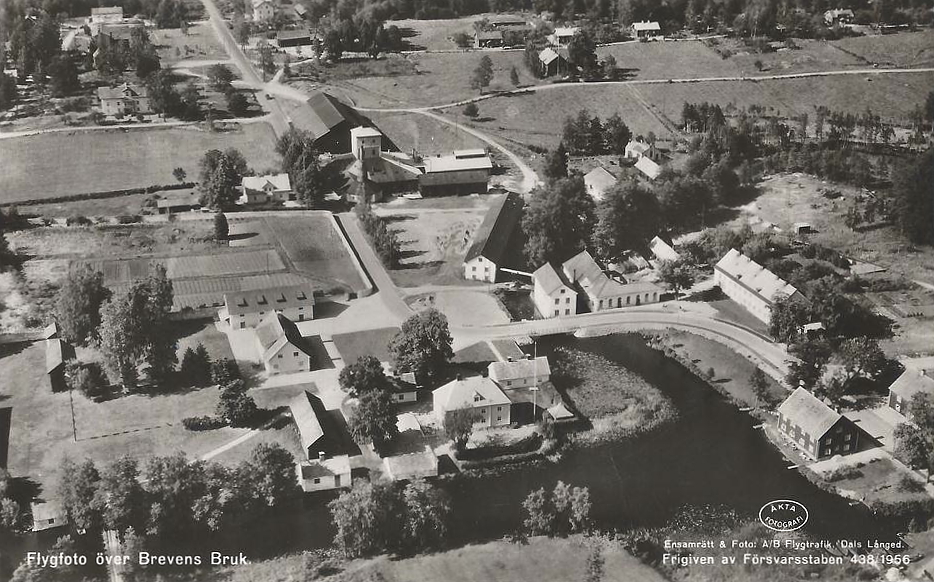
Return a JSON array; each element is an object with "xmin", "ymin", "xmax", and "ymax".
[{"xmin": 198, "ymin": 411, "xmax": 288, "ymax": 462}]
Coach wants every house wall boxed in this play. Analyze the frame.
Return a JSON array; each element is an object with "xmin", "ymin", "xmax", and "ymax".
[
  {"xmin": 889, "ymin": 391, "xmax": 908, "ymax": 417},
  {"xmin": 464, "ymin": 256, "xmax": 497, "ymax": 283},
  {"xmin": 714, "ymin": 267, "xmax": 772, "ymax": 324},
  {"xmin": 231, "ymin": 304, "xmax": 313, "ymax": 329},
  {"xmin": 48, "ymin": 368, "xmax": 67, "ymax": 392},
  {"xmin": 298, "ymin": 469, "xmax": 351, "ymax": 492},
  {"xmin": 393, "ymin": 391, "xmax": 418, "ymax": 404},
  {"xmin": 588, "ymin": 289, "xmax": 660, "ymax": 312},
  {"xmin": 420, "ymin": 169, "xmax": 491, "ymax": 189},
  {"xmin": 534, "ymin": 280, "xmax": 575, "ymax": 318},
  {"xmin": 777, "ymin": 414, "xmax": 859, "ymax": 460},
  {"xmin": 491, "ymin": 373, "xmax": 552, "ymax": 389},
  {"xmin": 263, "ymin": 342, "xmax": 311, "ymax": 375},
  {"xmin": 435, "ymin": 402, "xmax": 510, "ymax": 428}
]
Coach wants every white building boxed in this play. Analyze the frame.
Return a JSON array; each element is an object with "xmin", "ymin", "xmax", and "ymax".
[
  {"xmin": 713, "ymin": 248, "xmax": 802, "ymax": 325},
  {"xmin": 583, "ymin": 166, "xmax": 617, "ymax": 201},
  {"xmin": 253, "ymin": 0, "xmax": 275, "ymax": 21},
  {"xmin": 561, "ymin": 250, "xmax": 663, "ymax": 312},
  {"xmin": 89, "ymin": 6, "xmax": 123, "ymax": 24},
  {"xmin": 241, "ymin": 173, "xmax": 293, "ymax": 205},
  {"xmin": 419, "ymin": 149, "xmax": 493, "ymax": 195},
  {"xmin": 649, "ymin": 235, "xmax": 680, "ymax": 262},
  {"xmin": 489, "ymin": 356, "xmax": 551, "ymax": 389},
  {"xmin": 255, "ymin": 313, "xmax": 312, "ymax": 375},
  {"xmin": 223, "ymin": 284, "xmax": 315, "ymax": 329},
  {"xmin": 297, "ymin": 454, "xmax": 351, "ymax": 492},
  {"xmin": 383, "ymin": 446, "xmax": 438, "ymax": 481},
  {"xmin": 97, "ymin": 83, "xmax": 151, "ymax": 117},
  {"xmin": 433, "ymin": 376, "xmax": 512, "ymax": 428},
  {"xmin": 547, "ymin": 26, "xmax": 579, "ymax": 46},
  {"xmin": 632, "ymin": 20, "xmax": 661, "ymax": 38},
  {"xmin": 463, "ymin": 192, "xmax": 524, "ymax": 283},
  {"xmin": 532, "ymin": 262, "xmax": 577, "ymax": 318}
]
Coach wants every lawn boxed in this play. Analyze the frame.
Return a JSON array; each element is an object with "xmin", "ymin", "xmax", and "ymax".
[
  {"xmin": 332, "ymin": 327, "xmax": 400, "ymax": 365},
  {"xmin": 0, "ymin": 123, "xmax": 279, "ymax": 203},
  {"xmin": 151, "ymin": 21, "xmax": 228, "ymax": 65},
  {"xmin": 551, "ymin": 345, "xmax": 675, "ymax": 441},
  {"xmin": 597, "ymin": 39, "xmax": 742, "ymax": 81},
  {"xmin": 407, "ymin": 290, "xmax": 509, "ymax": 326},
  {"xmin": 831, "ymin": 29, "xmax": 934, "ymax": 68},
  {"xmin": 387, "ymin": 16, "xmax": 480, "ymax": 51},
  {"xmin": 454, "ymin": 85, "xmax": 672, "ymax": 152},
  {"xmin": 17, "ymin": 192, "xmax": 154, "ymax": 219},
  {"xmin": 823, "ymin": 456, "xmax": 930, "ymax": 508}
]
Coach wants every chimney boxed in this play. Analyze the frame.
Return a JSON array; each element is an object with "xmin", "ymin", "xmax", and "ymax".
[
  {"xmin": 455, "ymin": 373, "xmax": 463, "ymax": 381},
  {"xmin": 318, "ymin": 451, "xmax": 327, "ymax": 461},
  {"xmin": 507, "ymin": 356, "xmax": 514, "ymax": 362}
]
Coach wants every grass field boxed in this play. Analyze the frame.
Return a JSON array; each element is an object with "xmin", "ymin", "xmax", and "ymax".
[
  {"xmin": 367, "ymin": 110, "xmax": 488, "ymax": 154},
  {"xmin": 823, "ymin": 456, "xmax": 929, "ymax": 507},
  {"xmin": 388, "ymin": 16, "xmax": 478, "ymax": 50},
  {"xmin": 8, "ymin": 221, "xmax": 221, "ymax": 258},
  {"xmin": 831, "ymin": 29, "xmax": 934, "ymax": 67},
  {"xmin": 597, "ymin": 40, "xmax": 741, "ymax": 80},
  {"xmin": 331, "ymin": 327, "xmax": 400, "ymax": 364},
  {"xmin": 703, "ymin": 37, "xmax": 865, "ymax": 76},
  {"xmin": 151, "ymin": 20, "xmax": 228, "ymax": 65},
  {"xmin": 0, "ymin": 123, "xmax": 279, "ymax": 203}
]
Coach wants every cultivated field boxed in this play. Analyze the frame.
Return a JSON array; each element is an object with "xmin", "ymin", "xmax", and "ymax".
[
  {"xmin": 151, "ymin": 20, "xmax": 228, "ymax": 65},
  {"xmin": 831, "ymin": 29, "xmax": 934, "ymax": 67},
  {"xmin": 0, "ymin": 123, "xmax": 279, "ymax": 203}
]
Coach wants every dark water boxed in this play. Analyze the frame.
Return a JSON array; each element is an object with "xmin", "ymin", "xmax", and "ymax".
[{"xmin": 444, "ymin": 333, "xmax": 895, "ymax": 544}]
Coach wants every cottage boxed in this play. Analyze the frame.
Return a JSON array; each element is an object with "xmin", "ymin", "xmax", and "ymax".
[
  {"xmin": 297, "ymin": 454, "xmax": 351, "ymax": 492},
  {"xmin": 631, "ymin": 20, "xmax": 661, "ymax": 39},
  {"xmin": 224, "ymin": 284, "xmax": 315, "ymax": 329},
  {"xmin": 489, "ymin": 356, "xmax": 551, "ymax": 389},
  {"xmin": 463, "ymin": 192, "xmax": 525, "ymax": 283},
  {"xmin": 649, "ymin": 235, "xmax": 679, "ymax": 262},
  {"xmin": 433, "ymin": 376, "xmax": 512, "ymax": 428},
  {"xmin": 624, "ymin": 140, "xmax": 660, "ymax": 162},
  {"xmin": 547, "ymin": 26, "xmax": 578, "ymax": 46},
  {"xmin": 390, "ymin": 371, "xmax": 420, "ymax": 403},
  {"xmin": 533, "ymin": 262, "xmax": 577, "ymax": 318},
  {"xmin": 538, "ymin": 47, "xmax": 569, "ymax": 77},
  {"xmin": 823, "ymin": 8, "xmax": 854, "ymax": 26},
  {"xmin": 97, "ymin": 83, "xmax": 151, "ymax": 117},
  {"xmin": 277, "ymin": 28, "xmax": 314, "ymax": 48},
  {"xmin": 561, "ymin": 250, "xmax": 662, "ymax": 312},
  {"xmin": 888, "ymin": 368, "xmax": 934, "ymax": 420},
  {"xmin": 45, "ymin": 338, "xmax": 75, "ymax": 392},
  {"xmin": 777, "ymin": 388, "xmax": 860, "ymax": 460},
  {"xmin": 419, "ymin": 149, "xmax": 493, "ymax": 195},
  {"xmin": 714, "ymin": 248, "xmax": 803, "ymax": 325},
  {"xmin": 254, "ymin": 313, "xmax": 312, "ymax": 375},
  {"xmin": 31, "ymin": 502, "xmax": 67, "ymax": 532},
  {"xmin": 583, "ymin": 166, "xmax": 616, "ymax": 201},
  {"xmin": 383, "ymin": 446, "xmax": 439, "ymax": 481},
  {"xmin": 240, "ymin": 173, "xmax": 293, "ymax": 205},
  {"xmin": 252, "ymin": 0, "xmax": 275, "ymax": 21},
  {"xmin": 475, "ymin": 30, "xmax": 504, "ymax": 48}
]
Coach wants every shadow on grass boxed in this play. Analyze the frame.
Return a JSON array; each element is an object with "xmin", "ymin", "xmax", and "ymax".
[{"xmin": 392, "ymin": 258, "xmax": 443, "ymax": 271}]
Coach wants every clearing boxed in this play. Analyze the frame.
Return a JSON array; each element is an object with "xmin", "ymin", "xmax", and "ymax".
[
  {"xmin": 0, "ymin": 123, "xmax": 279, "ymax": 203},
  {"xmin": 151, "ymin": 20, "xmax": 228, "ymax": 65},
  {"xmin": 387, "ymin": 16, "xmax": 480, "ymax": 51},
  {"xmin": 597, "ymin": 40, "xmax": 742, "ymax": 81}
]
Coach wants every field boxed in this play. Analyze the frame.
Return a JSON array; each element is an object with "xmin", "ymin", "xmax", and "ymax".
[
  {"xmin": 407, "ymin": 290, "xmax": 509, "ymax": 326},
  {"xmin": 151, "ymin": 20, "xmax": 228, "ymax": 65},
  {"xmin": 707, "ymin": 37, "xmax": 865, "ymax": 76},
  {"xmin": 0, "ymin": 123, "xmax": 279, "ymax": 203},
  {"xmin": 831, "ymin": 29, "xmax": 934, "ymax": 67},
  {"xmin": 331, "ymin": 327, "xmax": 400, "ymax": 364},
  {"xmin": 388, "ymin": 16, "xmax": 478, "ymax": 50},
  {"xmin": 366, "ymin": 110, "xmax": 488, "ymax": 154},
  {"xmin": 597, "ymin": 40, "xmax": 741, "ymax": 80},
  {"xmin": 454, "ymin": 85, "xmax": 672, "ymax": 152}
]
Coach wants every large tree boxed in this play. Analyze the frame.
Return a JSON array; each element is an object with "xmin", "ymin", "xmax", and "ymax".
[
  {"xmin": 400, "ymin": 479, "xmax": 451, "ymax": 552},
  {"xmin": 143, "ymin": 453, "xmax": 206, "ymax": 539},
  {"xmin": 567, "ymin": 30, "xmax": 598, "ymax": 78},
  {"xmin": 656, "ymin": 259, "xmax": 694, "ymax": 296},
  {"xmin": 0, "ymin": 74, "xmax": 17, "ymax": 111},
  {"xmin": 55, "ymin": 264, "xmax": 110, "ymax": 345},
  {"xmin": 389, "ymin": 309, "xmax": 454, "ymax": 382},
  {"xmin": 339, "ymin": 355, "xmax": 390, "ymax": 398},
  {"xmin": 542, "ymin": 142, "xmax": 568, "ymax": 182},
  {"xmin": 522, "ymin": 176, "xmax": 596, "ymax": 267},
  {"xmin": 59, "ymin": 459, "xmax": 102, "ymax": 533},
  {"xmin": 347, "ymin": 389, "xmax": 399, "ymax": 448},
  {"xmin": 894, "ymin": 423, "xmax": 930, "ymax": 469},
  {"xmin": 97, "ymin": 456, "xmax": 147, "ymax": 536},
  {"xmin": 470, "ymin": 55, "xmax": 494, "ymax": 92},
  {"xmin": 592, "ymin": 181, "xmax": 659, "ymax": 261},
  {"xmin": 240, "ymin": 443, "xmax": 298, "ymax": 508},
  {"xmin": 892, "ymin": 148, "xmax": 934, "ymax": 246},
  {"xmin": 329, "ymin": 480, "xmax": 403, "ymax": 558},
  {"xmin": 198, "ymin": 148, "xmax": 248, "ymax": 209},
  {"xmin": 48, "ymin": 55, "xmax": 79, "ymax": 96},
  {"xmin": 275, "ymin": 128, "xmax": 325, "ymax": 207}
]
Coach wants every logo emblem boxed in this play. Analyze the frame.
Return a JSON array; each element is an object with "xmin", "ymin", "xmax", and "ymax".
[{"xmin": 758, "ymin": 499, "xmax": 809, "ymax": 532}]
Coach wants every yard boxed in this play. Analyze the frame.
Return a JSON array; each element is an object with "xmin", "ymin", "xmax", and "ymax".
[
  {"xmin": 0, "ymin": 123, "xmax": 279, "ymax": 203},
  {"xmin": 151, "ymin": 20, "xmax": 228, "ymax": 65},
  {"xmin": 332, "ymin": 327, "xmax": 400, "ymax": 365},
  {"xmin": 819, "ymin": 456, "xmax": 930, "ymax": 508},
  {"xmin": 406, "ymin": 289, "xmax": 510, "ymax": 326},
  {"xmin": 366, "ymin": 110, "xmax": 489, "ymax": 154}
]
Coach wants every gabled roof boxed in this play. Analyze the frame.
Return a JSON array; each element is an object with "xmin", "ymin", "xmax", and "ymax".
[
  {"xmin": 242, "ymin": 173, "xmax": 291, "ymax": 192},
  {"xmin": 225, "ymin": 284, "xmax": 315, "ymax": 316},
  {"xmin": 626, "ymin": 140, "xmax": 652, "ymax": 156},
  {"xmin": 294, "ymin": 3, "xmax": 308, "ymax": 15},
  {"xmin": 533, "ymin": 262, "xmax": 573, "ymax": 295},
  {"xmin": 778, "ymin": 387, "xmax": 841, "ymax": 438},
  {"xmin": 489, "ymin": 356, "xmax": 551, "ymax": 383},
  {"xmin": 255, "ymin": 313, "xmax": 307, "ymax": 362},
  {"xmin": 299, "ymin": 454, "xmax": 351, "ymax": 479},
  {"xmin": 552, "ymin": 26, "xmax": 579, "ymax": 37},
  {"xmin": 715, "ymin": 248, "xmax": 799, "ymax": 306},
  {"xmin": 42, "ymin": 322, "xmax": 60, "ymax": 340},
  {"xmin": 383, "ymin": 446, "xmax": 438, "ymax": 480},
  {"xmin": 632, "ymin": 20, "xmax": 661, "ymax": 31},
  {"xmin": 97, "ymin": 82, "xmax": 148, "ymax": 100},
  {"xmin": 539, "ymin": 47, "xmax": 568, "ymax": 65},
  {"xmin": 464, "ymin": 192, "xmax": 524, "ymax": 265},
  {"xmin": 649, "ymin": 235, "xmax": 680, "ymax": 262},
  {"xmin": 634, "ymin": 156, "xmax": 661, "ymax": 180},
  {"xmin": 45, "ymin": 339, "xmax": 66, "ymax": 373},
  {"xmin": 583, "ymin": 166, "xmax": 617, "ymax": 199},
  {"xmin": 423, "ymin": 149, "xmax": 493, "ymax": 174},
  {"xmin": 289, "ymin": 391, "xmax": 326, "ymax": 452},
  {"xmin": 433, "ymin": 376, "xmax": 511, "ymax": 411},
  {"xmin": 300, "ymin": 91, "xmax": 356, "ymax": 140},
  {"xmin": 889, "ymin": 368, "xmax": 934, "ymax": 402},
  {"xmin": 252, "ymin": 0, "xmax": 273, "ymax": 7}
]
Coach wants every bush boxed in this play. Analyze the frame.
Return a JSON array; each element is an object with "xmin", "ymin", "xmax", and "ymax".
[
  {"xmin": 67, "ymin": 361, "xmax": 108, "ymax": 399},
  {"xmin": 825, "ymin": 466, "xmax": 863, "ymax": 482},
  {"xmin": 66, "ymin": 214, "xmax": 92, "ymax": 226},
  {"xmin": 116, "ymin": 214, "xmax": 142, "ymax": 224},
  {"xmin": 463, "ymin": 102, "xmax": 479, "ymax": 118},
  {"xmin": 898, "ymin": 474, "xmax": 926, "ymax": 493},
  {"xmin": 211, "ymin": 358, "xmax": 241, "ymax": 385},
  {"xmin": 182, "ymin": 415, "xmax": 226, "ymax": 431}
]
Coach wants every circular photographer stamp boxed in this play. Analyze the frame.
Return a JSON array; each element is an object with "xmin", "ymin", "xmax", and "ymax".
[{"xmin": 758, "ymin": 499, "xmax": 809, "ymax": 532}]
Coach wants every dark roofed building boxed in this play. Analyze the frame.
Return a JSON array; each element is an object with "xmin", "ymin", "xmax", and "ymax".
[
  {"xmin": 463, "ymin": 192, "xmax": 526, "ymax": 283},
  {"xmin": 289, "ymin": 91, "xmax": 371, "ymax": 154},
  {"xmin": 45, "ymin": 338, "xmax": 75, "ymax": 392},
  {"xmin": 277, "ymin": 28, "xmax": 314, "ymax": 47},
  {"xmin": 777, "ymin": 388, "xmax": 860, "ymax": 460},
  {"xmin": 289, "ymin": 391, "xmax": 329, "ymax": 458}
]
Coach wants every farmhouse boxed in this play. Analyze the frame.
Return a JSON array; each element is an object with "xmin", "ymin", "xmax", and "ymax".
[
  {"xmin": 252, "ymin": 0, "xmax": 275, "ymax": 21},
  {"xmin": 625, "ymin": 140, "xmax": 660, "ymax": 162},
  {"xmin": 560, "ymin": 250, "xmax": 662, "ymax": 312},
  {"xmin": 433, "ymin": 376, "xmax": 512, "ymax": 428},
  {"xmin": 538, "ymin": 47, "xmax": 569, "ymax": 77},
  {"xmin": 240, "ymin": 173, "xmax": 293, "ymax": 205},
  {"xmin": 632, "ymin": 20, "xmax": 662, "ymax": 39},
  {"xmin": 714, "ymin": 248, "xmax": 802, "ymax": 325},
  {"xmin": 533, "ymin": 262, "xmax": 577, "ymax": 318},
  {"xmin": 887, "ymin": 368, "xmax": 934, "ymax": 420},
  {"xmin": 649, "ymin": 235, "xmax": 679, "ymax": 262},
  {"xmin": 297, "ymin": 454, "xmax": 351, "ymax": 492},
  {"xmin": 547, "ymin": 26, "xmax": 578, "ymax": 46},
  {"xmin": 291, "ymin": 91, "xmax": 373, "ymax": 153},
  {"xmin": 224, "ymin": 284, "xmax": 315, "ymax": 329},
  {"xmin": 583, "ymin": 166, "xmax": 617, "ymax": 201},
  {"xmin": 277, "ymin": 28, "xmax": 314, "ymax": 48},
  {"xmin": 45, "ymin": 338, "xmax": 75, "ymax": 392},
  {"xmin": 475, "ymin": 30, "xmax": 503, "ymax": 48},
  {"xmin": 97, "ymin": 83, "xmax": 151, "ymax": 117},
  {"xmin": 156, "ymin": 191, "xmax": 200, "ymax": 214},
  {"xmin": 777, "ymin": 388, "xmax": 860, "ymax": 461},
  {"xmin": 463, "ymin": 192, "xmax": 525, "ymax": 283},
  {"xmin": 489, "ymin": 356, "xmax": 551, "ymax": 389},
  {"xmin": 255, "ymin": 313, "xmax": 312, "ymax": 375}
]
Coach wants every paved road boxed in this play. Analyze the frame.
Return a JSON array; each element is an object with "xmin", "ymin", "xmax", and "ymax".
[{"xmin": 198, "ymin": 0, "xmax": 291, "ymax": 136}]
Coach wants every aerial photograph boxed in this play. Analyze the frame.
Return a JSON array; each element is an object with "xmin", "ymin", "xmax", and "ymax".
[{"xmin": 0, "ymin": 0, "xmax": 933, "ymax": 579}]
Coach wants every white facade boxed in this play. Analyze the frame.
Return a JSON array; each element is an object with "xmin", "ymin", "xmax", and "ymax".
[
  {"xmin": 433, "ymin": 376, "xmax": 512, "ymax": 428},
  {"xmin": 297, "ymin": 455, "xmax": 352, "ymax": 492},
  {"xmin": 351, "ymin": 126, "xmax": 382, "ymax": 161},
  {"xmin": 253, "ymin": 0, "xmax": 275, "ymax": 21},
  {"xmin": 533, "ymin": 264, "xmax": 577, "ymax": 319},
  {"xmin": 464, "ymin": 255, "xmax": 497, "ymax": 283},
  {"xmin": 489, "ymin": 357, "xmax": 552, "ymax": 389},
  {"xmin": 713, "ymin": 248, "xmax": 799, "ymax": 325}
]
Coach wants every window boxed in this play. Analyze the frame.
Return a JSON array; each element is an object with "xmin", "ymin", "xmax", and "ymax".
[
  {"xmin": 506, "ymin": 381, "xmax": 512, "ymax": 387},
  {"xmin": 844, "ymin": 433, "xmax": 852, "ymax": 441},
  {"xmin": 313, "ymin": 478, "xmax": 321, "ymax": 484},
  {"xmin": 240, "ymin": 322, "xmax": 246, "ymax": 329},
  {"xmin": 555, "ymin": 298, "xmax": 560, "ymax": 305},
  {"xmin": 823, "ymin": 437, "xmax": 831, "ymax": 445},
  {"xmin": 397, "ymin": 394, "xmax": 404, "ymax": 401},
  {"xmin": 626, "ymin": 296, "xmax": 631, "ymax": 305},
  {"xmin": 472, "ymin": 266, "xmax": 476, "ymax": 271},
  {"xmin": 293, "ymin": 351, "xmax": 299, "ymax": 357},
  {"xmin": 565, "ymin": 309, "xmax": 570, "ymax": 315},
  {"xmin": 554, "ymin": 310, "xmax": 559, "ymax": 316},
  {"xmin": 843, "ymin": 443, "xmax": 850, "ymax": 451},
  {"xmin": 278, "ymin": 354, "xmax": 283, "ymax": 359},
  {"xmin": 560, "ymin": 289, "xmax": 565, "ymax": 294},
  {"xmin": 497, "ymin": 406, "xmax": 502, "ymax": 411},
  {"xmin": 565, "ymin": 297, "xmax": 570, "ymax": 304},
  {"xmin": 496, "ymin": 417, "xmax": 502, "ymax": 422}
]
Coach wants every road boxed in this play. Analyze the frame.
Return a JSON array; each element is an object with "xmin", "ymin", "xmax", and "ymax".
[{"xmin": 198, "ymin": 0, "xmax": 291, "ymax": 136}]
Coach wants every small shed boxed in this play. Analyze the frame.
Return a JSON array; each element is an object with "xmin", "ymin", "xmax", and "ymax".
[
  {"xmin": 31, "ymin": 502, "xmax": 68, "ymax": 532},
  {"xmin": 45, "ymin": 338, "xmax": 75, "ymax": 392}
]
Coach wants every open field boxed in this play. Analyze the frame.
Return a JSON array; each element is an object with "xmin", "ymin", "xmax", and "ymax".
[
  {"xmin": 408, "ymin": 290, "xmax": 509, "ymax": 326},
  {"xmin": 597, "ymin": 40, "xmax": 741, "ymax": 80},
  {"xmin": 0, "ymin": 123, "xmax": 279, "ymax": 203},
  {"xmin": 706, "ymin": 37, "xmax": 865, "ymax": 76},
  {"xmin": 388, "ymin": 16, "xmax": 477, "ymax": 50},
  {"xmin": 8, "ymin": 222, "xmax": 221, "ymax": 258},
  {"xmin": 332, "ymin": 327, "xmax": 400, "ymax": 364},
  {"xmin": 454, "ymin": 85, "xmax": 671, "ymax": 152},
  {"xmin": 151, "ymin": 20, "xmax": 228, "ymax": 65},
  {"xmin": 831, "ymin": 29, "xmax": 934, "ymax": 67},
  {"xmin": 18, "ymin": 192, "xmax": 153, "ymax": 218},
  {"xmin": 367, "ymin": 110, "xmax": 488, "ymax": 154}
]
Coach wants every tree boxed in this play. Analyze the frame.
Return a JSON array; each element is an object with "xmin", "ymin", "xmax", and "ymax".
[
  {"xmin": 786, "ymin": 338, "xmax": 832, "ymax": 390},
  {"xmin": 470, "ymin": 55, "xmax": 494, "ymax": 92},
  {"xmin": 138, "ymin": 265, "xmax": 176, "ymax": 386},
  {"xmin": 509, "ymin": 65, "xmax": 520, "ymax": 86},
  {"xmin": 211, "ymin": 358, "xmax": 241, "ymax": 385},
  {"xmin": 214, "ymin": 212, "xmax": 229, "ymax": 241},
  {"xmin": 768, "ymin": 294, "xmax": 812, "ymax": 343},
  {"xmin": 348, "ymin": 389, "xmax": 399, "ymax": 448},
  {"xmin": 99, "ymin": 294, "xmax": 141, "ymax": 391},
  {"xmin": 55, "ymin": 264, "xmax": 110, "ymax": 345},
  {"xmin": 241, "ymin": 443, "xmax": 298, "ymax": 508},
  {"xmin": 276, "ymin": 128, "xmax": 325, "ymax": 207},
  {"xmin": 567, "ymin": 30, "xmax": 598, "ymax": 78},
  {"xmin": 180, "ymin": 344, "xmax": 212, "ymax": 386},
  {"xmin": 143, "ymin": 453, "xmax": 205, "ymax": 539},
  {"xmin": 329, "ymin": 480, "xmax": 402, "ymax": 558},
  {"xmin": 522, "ymin": 487, "xmax": 554, "ymax": 536},
  {"xmin": 198, "ymin": 148, "xmax": 248, "ymax": 209},
  {"xmin": 657, "ymin": 259, "xmax": 694, "ymax": 296},
  {"xmin": 836, "ymin": 337, "xmax": 886, "ymax": 382},
  {"xmin": 389, "ymin": 309, "xmax": 454, "ymax": 382},
  {"xmin": 323, "ymin": 29, "xmax": 343, "ymax": 61},
  {"xmin": 542, "ymin": 142, "xmax": 568, "ymax": 182},
  {"xmin": 0, "ymin": 74, "xmax": 17, "ymax": 111},
  {"xmin": 48, "ymin": 55, "xmax": 79, "ymax": 97},
  {"xmin": 207, "ymin": 64, "xmax": 235, "ymax": 92},
  {"xmin": 217, "ymin": 381, "xmax": 259, "ymax": 427},
  {"xmin": 59, "ymin": 459, "xmax": 102, "ymax": 534},
  {"xmin": 339, "ymin": 355, "xmax": 390, "ymax": 398},
  {"xmin": 895, "ymin": 423, "xmax": 931, "ymax": 469},
  {"xmin": 97, "ymin": 456, "xmax": 147, "ymax": 536},
  {"xmin": 135, "ymin": 50, "xmax": 161, "ymax": 79},
  {"xmin": 67, "ymin": 361, "xmax": 109, "ymax": 399},
  {"xmin": 401, "ymin": 479, "xmax": 451, "ymax": 552},
  {"xmin": 750, "ymin": 367, "xmax": 771, "ymax": 409},
  {"xmin": 463, "ymin": 102, "xmax": 479, "ymax": 118},
  {"xmin": 593, "ymin": 181, "xmax": 659, "ymax": 261},
  {"xmin": 226, "ymin": 91, "xmax": 249, "ymax": 116},
  {"xmin": 444, "ymin": 408, "xmax": 474, "ymax": 451},
  {"xmin": 0, "ymin": 498, "xmax": 23, "ymax": 534},
  {"xmin": 892, "ymin": 148, "xmax": 934, "ymax": 245},
  {"xmin": 523, "ymin": 176, "xmax": 596, "ymax": 267},
  {"xmin": 603, "ymin": 113, "xmax": 630, "ymax": 154},
  {"xmin": 173, "ymin": 167, "xmax": 187, "ymax": 183}
]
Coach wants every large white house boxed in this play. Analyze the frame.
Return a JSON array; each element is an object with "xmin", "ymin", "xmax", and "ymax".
[
  {"xmin": 433, "ymin": 376, "xmax": 512, "ymax": 428},
  {"xmin": 240, "ymin": 174, "xmax": 293, "ymax": 205},
  {"xmin": 252, "ymin": 0, "xmax": 275, "ymax": 21},
  {"xmin": 532, "ymin": 262, "xmax": 577, "ymax": 318},
  {"xmin": 223, "ymin": 284, "xmax": 315, "ymax": 329},
  {"xmin": 714, "ymin": 248, "xmax": 802, "ymax": 325},
  {"xmin": 463, "ymin": 192, "xmax": 525, "ymax": 283},
  {"xmin": 97, "ymin": 83, "xmax": 151, "ymax": 117},
  {"xmin": 255, "ymin": 313, "xmax": 312, "ymax": 375}
]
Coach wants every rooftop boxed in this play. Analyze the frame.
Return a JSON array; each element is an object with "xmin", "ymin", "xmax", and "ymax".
[
  {"xmin": 634, "ymin": 156, "xmax": 662, "ymax": 179},
  {"xmin": 289, "ymin": 391, "xmax": 327, "ymax": 453},
  {"xmin": 255, "ymin": 313, "xmax": 308, "ymax": 362},
  {"xmin": 539, "ymin": 47, "xmax": 568, "ymax": 64},
  {"xmin": 433, "ymin": 376, "xmax": 511, "ymax": 411},
  {"xmin": 225, "ymin": 284, "xmax": 315, "ymax": 316},
  {"xmin": 778, "ymin": 387, "xmax": 841, "ymax": 438},
  {"xmin": 423, "ymin": 150, "xmax": 493, "ymax": 174},
  {"xmin": 242, "ymin": 173, "xmax": 291, "ymax": 192},
  {"xmin": 464, "ymin": 192, "xmax": 524, "ymax": 266},
  {"xmin": 889, "ymin": 368, "xmax": 934, "ymax": 403},
  {"xmin": 533, "ymin": 262, "xmax": 572, "ymax": 295},
  {"xmin": 583, "ymin": 166, "xmax": 617, "ymax": 199},
  {"xmin": 489, "ymin": 356, "xmax": 551, "ymax": 383},
  {"xmin": 298, "ymin": 454, "xmax": 351, "ymax": 479},
  {"xmin": 97, "ymin": 82, "xmax": 148, "ymax": 100},
  {"xmin": 632, "ymin": 20, "xmax": 661, "ymax": 31},
  {"xmin": 715, "ymin": 248, "xmax": 799, "ymax": 306}
]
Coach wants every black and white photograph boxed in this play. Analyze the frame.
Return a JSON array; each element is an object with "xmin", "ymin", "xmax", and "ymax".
[{"xmin": 1, "ymin": 0, "xmax": 934, "ymax": 579}]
